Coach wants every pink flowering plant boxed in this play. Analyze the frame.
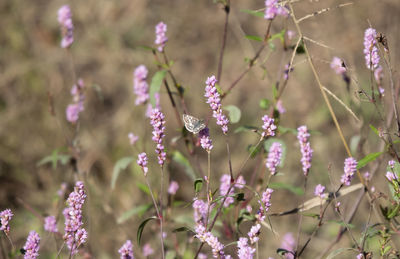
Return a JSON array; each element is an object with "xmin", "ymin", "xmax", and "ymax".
[{"xmin": 1, "ymin": 1, "xmax": 400, "ymax": 259}]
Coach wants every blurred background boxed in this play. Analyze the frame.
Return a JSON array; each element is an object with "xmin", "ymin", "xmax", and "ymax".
[{"xmin": 1, "ymin": 0, "xmax": 400, "ymax": 258}]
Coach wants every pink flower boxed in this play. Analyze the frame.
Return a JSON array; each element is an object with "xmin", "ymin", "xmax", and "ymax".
[
  {"xmin": 57, "ymin": 5, "xmax": 74, "ymax": 48},
  {"xmin": 266, "ymin": 142, "xmax": 282, "ymax": 175},
  {"xmin": 23, "ymin": 231, "xmax": 40, "ymax": 259},
  {"xmin": 168, "ymin": 181, "xmax": 179, "ymax": 195},
  {"xmin": 340, "ymin": 157, "xmax": 357, "ymax": 186},
  {"xmin": 119, "ymin": 240, "xmax": 134, "ymax": 259},
  {"xmin": 44, "ymin": 216, "xmax": 58, "ymax": 233},
  {"xmin": 314, "ymin": 184, "xmax": 326, "ymax": 199},
  {"xmin": 0, "ymin": 209, "xmax": 13, "ymax": 235},
  {"xmin": 128, "ymin": 133, "xmax": 139, "ymax": 145},
  {"xmin": 330, "ymin": 57, "xmax": 347, "ymax": 75},
  {"xmin": 142, "ymin": 243, "xmax": 154, "ymax": 257},
  {"xmin": 155, "ymin": 22, "xmax": 168, "ymax": 52}
]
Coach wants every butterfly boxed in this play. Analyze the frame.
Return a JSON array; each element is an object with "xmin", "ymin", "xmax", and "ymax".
[{"xmin": 182, "ymin": 114, "xmax": 206, "ymax": 134}]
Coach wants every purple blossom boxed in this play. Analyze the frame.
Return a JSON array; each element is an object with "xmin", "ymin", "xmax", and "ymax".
[
  {"xmin": 155, "ymin": 22, "xmax": 168, "ymax": 52},
  {"xmin": 363, "ymin": 28, "xmax": 380, "ymax": 70},
  {"xmin": 133, "ymin": 65, "xmax": 149, "ymax": 105},
  {"xmin": 261, "ymin": 115, "xmax": 277, "ymax": 138},
  {"xmin": 44, "ymin": 216, "xmax": 58, "ymax": 233},
  {"xmin": 66, "ymin": 79, "xmax": 85, "ymax": 123},
  {"xmin": 237, "ymin": 237, "xmax": 256, "ymax": 259},
  {"xmin": 219, "ymin": 174, "xmax": 246, "ymax": 207},
  {"xmin": 257, "ymin": 188, "xmax": 273, "ymax": 221},
  {"xmin": 280, "ymin": 233, "xmax": 295, "ymax": 259},
  {"xmin": 150, "ymin": 108, "xmax": 166, "ymax": 166},
  {"xmin": 266, "ymin": 142, "xmax": 282, "ymax": 175},
  {"xmin": 363, "ymin": 172, "xmax": 370, "ymax": 181},
  {"xmin": 341, "ymin": 157, "xmax": 358, "ymax": 186},
  {"xmin": 314, "ymin": 184, "xmax": 326, "ymax": 199},
  {"xmin": 146, "ymin": 93, "xmax": 160, "ymax": 118},
  {"xmin": 128, "ymin": 133, "xmax": 139, "ymax": 145},
  {"xmin": 264, "ymin": 0, "xmax": 289, "ymax": 20},
  {"xmin": 198, "ymin": 253, "xmax": 208, "ymax": 259},
  {"xmin": 142, "ymin": 243, "xmax": 154, "ymax": 257},
  {"xmin": 297, "ymin": 126, "xmax": 313, "ymax": 175},
  {"xmin": 287, "ymin": 30, "xmax": 296, "ymax": 41},
  {"xmin": 199, "ymin": 128, "xmax": 213, "ymax": 152},
  {"xmin": 283, "ymin": 63, "xmax": 293, "ymax": 80},
  {"xmin": 57, "ymin": 182, "xmax": 68, "ymax": 197},
  {"xmin": 276, "ymin": 100, "xmax": 286, "ymax": 114},
  {"xmin": 379, "ymin": 87, "xmax": 385, "ymax": 96},
  {"xmin": 386, "ymin": 171, "xmax": 398, "ymax": 182},
  {"xmin": 137, "ymin": 152, "xmax": 149, "ymax": 176},
  {"xmin": 58, "ymin": 5, "xmax": 74, "ymax": 48},
  {"xmin": 248, "ymin": 224, "xmax": 261, "ymax": 244},
  {"xmin": 63, "ymin": 181, "xmax": 87, "ymax": 255},
  {"xmin": 168, "ymin": 181, "xmax": 179, "ymax": 195},
  {"xmin": 193, "ymin": 199, "xmax": 208, "ymax": 223},
  {"xmin": 388, "ymin": 160, "xmax": 395, "ymax": 169},
  {"xmin": 357, "ymin": 253, "xmax": 364, "ymax": 259},
  {"xmin": 195, "ymin": 224, "xmax": 227, "ymax": 258},
  {"xmin": 23, "ymin": 231, "xmax": 40, "ymax": 259},
  {"xmin": 374, "ymin": 65, "xmax": 383, "ymax": 85},
  {"xmin": 119, "ymin": 240, "xmax": 134, "ymax": 259},
  {"xmin": 0, "ymin": 209, "xmax": 13, "ymax": 235},
  {"xmin": 205, "ymin": 75, "xmax": 229, "ymax": 134},
  {"xmin": 330, "ymin": 57, "xmax": 347, "ymax": 75}
]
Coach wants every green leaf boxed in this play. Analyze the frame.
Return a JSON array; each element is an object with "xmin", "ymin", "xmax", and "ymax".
[
  {"xmin": 264, "ymin": 138, "xmax": 287, "ymax": 167},
  {"xmin": 259, "ymin": 99, "xmax": 271, "ymax": 110},
  {"xmin": 137, "ymin": 216, "xmax": 157, "ymax": 245},
  {"xmin": 247, "ymin": 144, "xmax": 262, "ymax": 158},
  {"xmin": 172, "ymin": 227, "xmax": 194, "ymax": 234},
  {"xmin": 149, "ymin": 70, "xmax": 167, "ymax": 106},
  {"xmin": 326, "ymin": 248, "xmax": 355, "ymax": 259},
  {"xmin": 269, "ymin": 182, "xmax": 304, "ymax": 195},
  {"xmin": 245, "ymin": 35, "xmax": 262, "ymax": 42},
  {"xmin": 269, "ymin": 29, "xmax": 286, "ymax": 44},
  {"xmin": 194, "ymin": 178, "xmax": 203, "ymax": 193},
  {"xmin": 357, "ymin": 152, "xmax": 383, "ymax": 169},
  {"xmin": 278, "ymin": 126, "xmax": 297, "ymax": 135},
  {"xmin": 136, "ymin": 182, "xmax": 151, "ymax": 196},
  {"xmin": 117, "ymin": 204, "xmax": 152, "ymax": 224},
  {"xmin": 37, "ymin": 149, "xmax": 70, "ymax": 169},
  {"xmin": 369, "ymin": 124, "xmax": 380, "ymax": 136},
  {"xmin": 387, "ymin": 204, "xmax": 400, "ymax": 219},
  {"xmin": 111, "ymin": 157, "xmax": 134, "ymax": 190},
  {"xmin": 172, "ymin": 151, "xmax": 196, "ymax": 181},
  {"xmin": 234, "ymin": 125, "xmax": 258, "ymax": 134},
  {"xmin": 224, "ymin": 105, "xmax": 241, "ymax": 123},
  {"xmin": 326, "ymin": 220, "xmax": 355, "ymax": 228},
  {"xmin": 269, "ymin": 42, "xmax": 276, "ymax": 50},
  {"xmin": 240, "ymin": 9, "xmax": 264, "ymax": 17}
]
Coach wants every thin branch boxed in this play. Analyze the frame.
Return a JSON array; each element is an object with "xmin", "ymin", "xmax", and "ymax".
[
  {"xmin": 296, "ymin": 3, "xmax": 353, "ymax": 23},
  {"xmin": 217, "ymin": 0, "xmax": 230, "ymax": 83},
  {"xmin": 322, "ymin": 86, "xmax": 361, "ymax": 123}
]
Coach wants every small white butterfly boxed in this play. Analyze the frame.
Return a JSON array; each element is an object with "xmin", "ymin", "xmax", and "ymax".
[{"xmin": 183, "ymin": 114, "xmax": 206, "ymax": 134}]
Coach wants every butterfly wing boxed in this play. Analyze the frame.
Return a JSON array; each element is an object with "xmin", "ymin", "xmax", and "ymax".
[
  {"xmin": 183, "ymin": 114, "xmax": 205, "ymax": 134},
  {"xmin": 192, "ymin": 120, "xmax": 206, "ymax": 134}
]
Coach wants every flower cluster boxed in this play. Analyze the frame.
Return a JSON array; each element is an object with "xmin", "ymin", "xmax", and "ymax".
[
  {"xmin": 386, "ymin": 171, "xmax": 398, "ymax": 182},
  {"xmin": 57, "ymin": 5, "xmax": 74, "ymax": 48},
  {"xmin": 155, "ymin": 22, "xmax": 168, "ymax": 52},
  {"xmin": 119, "ymin": 240, "xmax": 134, "ymax": 259},
  {"xmin": 264, "ymin": 0, "xmax": 289, "ymax": 20},
  {"xmin": 142, "ymin": 243, "xmax": 154, "ymax": 257},
  {"xmin": 219, "ymin": 174, "xmax": 246, "ymax": 207},
  {"xmin": 205, "ymin": 75, "xmax": 229, "ymax": 134},
  {"xmin": 257, "ymin": 188, "xmax": 273, "ymax": 221},
  {"xmin": 137, "ymin": 152, "xmax": 149, "ymax": 176},
  {"xmin": 23, "ymin": 231, "xmax": 40, "ymax": 259},
  {"xmin": 195, "ymin": 224, "xmax": 230, "ymax": 258},
  {"xmin": 363, "ymin": 28, "xmax": 380, "ymax": 70},
  {"xmin": 340, "ymin": 157, "xmax": 357, "ymax": 186},
  {"xmin": 0, "ymin": 209, "xmax": 13, "ymax": 235},
  {"xmin": 261, "ymin": 115, "xmax": 277, "ymax": 138},
  {"xmin": 199, "ymin": 127, "xmax": 213, "ymax": 152},
  {"xmin": 314, "ymin": 184, "xmax": 326, "ymax": 199},
  {"xmin": 63, "ymin": 181, "xmax": 87, "ymax": 255},
  {"xmin": 66, "ymin": 79, "xmax": 85, "ymax": 123},
  {"xmin": 150, "ymin": 108, "xmax": 166, "ymax": 166},
  {"xmin": 44, "ymin": 216, "xmax": 58, "ymax": 233},
  {"xmin": 128, "ymin": 133, "xmax": 139, "ymax": 145},
  {"xmin": 237, "ymin": 237, "xmax": 256, "ymax": 259},
  {"xmin": 133, "ymin": 65, "xmax": 149, "ymax": 105},
  {"xmin": 248, "ymin": 224, "xmax": 261, "ymax": 244},
  {"xmin": 276, "ymin": 100, "xmax": 286, "ymax": 114},
  {"xmin": 266, "ymin": 142, "xmax": 282, "ymax": 175},
  {"xmin": 280, "ymin": 233, "xmax": 295, "ymax": 259},
  {"xmin": 168, "ymin": 181, "xmax": 179, "ymax": 195},
  {"xmin": 297, "ymin": 125, "xmax": 313, "ymax": 176},
  {"xmin": 330, "ymin": 57, "xmax": 347, "ymax": 75},
  {"xmin": 193, "ymin": 199, "xmax": 208, "ymax": 223}
]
